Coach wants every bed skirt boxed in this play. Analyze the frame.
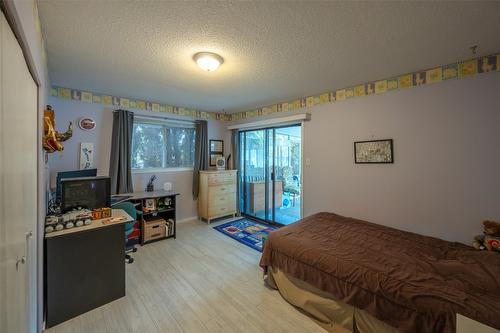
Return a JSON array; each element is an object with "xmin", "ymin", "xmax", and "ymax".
[{"xmin": 265, "ymin": 266, "xmax": 401, "ymax": 333}]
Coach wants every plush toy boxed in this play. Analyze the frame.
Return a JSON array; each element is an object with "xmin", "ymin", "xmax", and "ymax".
[{"xmin": 472, "ymin": 220, "xmax": 500, "ymax": 252}]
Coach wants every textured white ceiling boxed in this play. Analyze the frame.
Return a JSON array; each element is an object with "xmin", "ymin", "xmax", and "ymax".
[{"xmin": 38, "ymin": 1, "xmax": 500, "ymax": 113}]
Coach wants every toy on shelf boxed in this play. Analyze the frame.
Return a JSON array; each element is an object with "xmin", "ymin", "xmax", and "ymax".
[
  {"xmin": 91, "ymin": 207, "xmax": 112, "ymax": 220},
  {"xmin": 472, "ymin": 220, "xmax": 500, "ymax": 251},
  {"xmin": 45, "ymin": 208, "xmax": 92, "ymax": 234}
]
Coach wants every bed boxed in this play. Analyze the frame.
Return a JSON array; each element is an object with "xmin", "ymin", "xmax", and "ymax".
[{"xmin": 259, "ymin": 212, "xmax": 500, "ymax": 333}]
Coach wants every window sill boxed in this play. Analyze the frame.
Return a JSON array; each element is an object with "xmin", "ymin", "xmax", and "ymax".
[{"xmin": 132, "ymin": 167, "xmax": 194, "ymax": 174}]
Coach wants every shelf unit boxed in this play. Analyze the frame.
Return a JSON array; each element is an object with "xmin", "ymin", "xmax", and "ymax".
[{"xmin": 120, "ymin": 191, "xmax": 179, "ymax": 245}]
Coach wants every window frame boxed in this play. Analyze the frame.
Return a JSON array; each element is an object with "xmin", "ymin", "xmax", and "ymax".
[{"xmin": 131, "ymin": 116, "xmax": 196, "ymax": 173}]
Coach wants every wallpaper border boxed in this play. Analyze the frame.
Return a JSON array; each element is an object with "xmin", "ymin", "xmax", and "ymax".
[{"xmin": 51, "ymin": 52, "xmax": 499, "ymax": 122}]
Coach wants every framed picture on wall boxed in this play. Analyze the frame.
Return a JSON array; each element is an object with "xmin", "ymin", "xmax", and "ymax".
[
  {"xmin": 209, "ymin": 140, "xmax": 224, "ymax": 166},
  {"xmin": 354, "ymin": 139, "xmax": 394, "ymax": 164},
  {"xmin": 210, "ymin": 140, "xmax": 224, "ymax": 153}
]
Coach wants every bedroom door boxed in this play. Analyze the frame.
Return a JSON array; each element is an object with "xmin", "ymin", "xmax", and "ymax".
[{"xmin": 239, "ymin": 125, "xmax": 302, "ymax": 225}]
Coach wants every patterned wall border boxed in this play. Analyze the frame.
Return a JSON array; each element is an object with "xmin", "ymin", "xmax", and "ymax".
[
  {"xmin": 50, "ymin": 86, "xmax": 231, "ymax": 121},
  {"xmin": 229, "ymin": 52, "xmax": 500, "ymax": 121},
  {"xmin": 51, "ymin": 52, "xmax": 499, "ymax": 122}
]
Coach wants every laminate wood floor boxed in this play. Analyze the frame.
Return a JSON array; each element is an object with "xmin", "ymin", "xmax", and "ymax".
[{"xmin": 44, "ymin": 218, "xmax": 326, "ymax": 333}]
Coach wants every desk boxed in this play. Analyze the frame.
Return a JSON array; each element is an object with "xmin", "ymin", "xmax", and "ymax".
[
  {"xmin": 45, "ymin": 209, "xmax": 133, "ymax": 328},
  {"xmin": 118, "ymin": 189, "xmax": 180, "ymax": 201}
]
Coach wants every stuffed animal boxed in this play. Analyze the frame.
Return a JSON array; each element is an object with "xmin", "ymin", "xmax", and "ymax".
[{"xmin": 472, "ymin": 220, "xmax": 500, "ymax": 252}]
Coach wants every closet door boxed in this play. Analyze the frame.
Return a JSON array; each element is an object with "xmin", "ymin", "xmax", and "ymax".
[{"xmin": 0, "ymin": 10, "xmax": 38, "ymax": 333}]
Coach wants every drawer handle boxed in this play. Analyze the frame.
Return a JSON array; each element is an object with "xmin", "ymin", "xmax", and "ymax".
[
  {"xmin": 221, "ymin": 207, "xmax": 226, "ymax": 211},
  {"xmin": 220, "ymin": 188, "xmax": 225, "ymax": 190},
  {"xmin": 151, "ymin": 233, "xmax": 161, "ymax": 237},
  {"xmin": 152, "ymin": 225, "xmax": 159, "ymax": 229}
]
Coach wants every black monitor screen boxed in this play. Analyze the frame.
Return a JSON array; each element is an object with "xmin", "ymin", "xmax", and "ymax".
[
  {"xmin": 61, "ymin": 176, "xmax": 110, "ymax": 212},
  {"xmin": 56, "ymin": 169, "xmax": 97, "ymax": 200}
]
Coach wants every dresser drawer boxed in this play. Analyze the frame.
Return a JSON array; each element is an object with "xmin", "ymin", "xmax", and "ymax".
[
  {"xmin": 208, "ymin": 172, "xmax": 235, "ymax": 185},
  {"xmin": 208, "ymin": 204, "xmax": 235, "ymax": 217},
  {"xmin": 209, "ymin": 193, "xmax": 235, "ymax": 206},
  {"xmin": 209, "ymin": 184, "xmax": 236, "ymax": 196},
  {"xmin": 208, "ymin": 199, "xmax": 236, "ymax": 216}
]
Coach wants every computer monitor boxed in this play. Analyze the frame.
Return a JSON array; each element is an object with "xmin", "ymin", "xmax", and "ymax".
[
  {"xmin": 61, "ymin": 176, "xmax": 111, "ymax": 212},
  {"xmin": 56, "ymin": 169, "xmax": 97, "ymax": 201}
]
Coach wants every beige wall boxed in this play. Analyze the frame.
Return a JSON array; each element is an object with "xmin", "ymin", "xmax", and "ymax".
[
  {"xmin": 229, "ymin": 71, "xmax": 500, "ymax": 244},
  {"xmin": 49, "ymin": 71, "xmax": 500, "ymax": 243},
  {"xmin": 300, "ymin": 72, "xmax": 500, "ymax": 244},
  {"xmin": 47, "ymin": 97, "xmax": 230, "ymax": 220}
]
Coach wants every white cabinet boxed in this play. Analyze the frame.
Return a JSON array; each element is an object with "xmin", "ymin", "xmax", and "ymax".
[{"xmin": 0, "ymin": 11, "xmax": 38, "ymax": 333}]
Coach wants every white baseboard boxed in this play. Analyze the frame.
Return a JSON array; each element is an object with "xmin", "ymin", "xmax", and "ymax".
[
  {"xmin": 176, "ymin": 215, "xmax": 243, "ymax": 225},
  {"xmin": 176, "ymin": 216, "xmax": 199, "ymax": 223}
]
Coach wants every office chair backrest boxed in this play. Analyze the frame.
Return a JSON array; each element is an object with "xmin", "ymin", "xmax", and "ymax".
[{"xmin": 113, "ymin": 201, "xmax": 137, "ymax": 220}]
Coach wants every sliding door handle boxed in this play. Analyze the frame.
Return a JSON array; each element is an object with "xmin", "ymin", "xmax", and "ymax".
[
  {"xmin": 16, "ymin": 256, "xmax": 26, "ymax": 271},
  {"xmin": 25, "ymin": 231, "xmax": 33, "ymax": 239}
]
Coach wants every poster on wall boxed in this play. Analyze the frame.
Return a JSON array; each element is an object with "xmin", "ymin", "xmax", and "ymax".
[{"xmin": 80, "ymin": 142, "xmax": 95, "ymax": 169}]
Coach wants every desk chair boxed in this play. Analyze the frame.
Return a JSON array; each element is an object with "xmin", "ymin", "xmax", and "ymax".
[{"xmin": 113, "ymin": 202, "xmax": 141, "ymax": 264}]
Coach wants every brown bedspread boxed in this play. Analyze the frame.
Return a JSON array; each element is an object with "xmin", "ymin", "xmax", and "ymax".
[{"xmin": 259, "ymin": 212, "xmax": 500, "ymax": 333}]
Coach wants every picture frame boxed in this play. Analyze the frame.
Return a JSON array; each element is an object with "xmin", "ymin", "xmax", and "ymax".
[
  {"xmin": 210, "ymin": 140, "xmax": 224, "ymax": 153},
  {"xmin": 144, "ymin": 198, "xmax": 156, "ymax": 211},
  {"xmin": 209, "ymin": 140, "xmax": 224, "ymax": 166},
  {"xmin": 354, "ymin": 139, "xmax": 394, "ymax": 164},
  {"xmin": 79, "ymin": 142, "xmax": 95, "ymax": 170}
]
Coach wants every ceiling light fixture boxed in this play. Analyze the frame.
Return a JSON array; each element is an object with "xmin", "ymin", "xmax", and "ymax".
[{"xmin": 193, "ymin": 52, "xmax": 224, "ymax": 72}]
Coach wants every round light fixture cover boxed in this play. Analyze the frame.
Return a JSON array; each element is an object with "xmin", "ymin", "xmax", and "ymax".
[{"xmin": 193, "ymin": 52, "xmax": 224, "ymax": 71}]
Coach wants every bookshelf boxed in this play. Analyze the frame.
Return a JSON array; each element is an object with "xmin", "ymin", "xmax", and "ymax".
[{"xmin": 121, "ymin": 190, "xmax": 179, "ymax": 245}]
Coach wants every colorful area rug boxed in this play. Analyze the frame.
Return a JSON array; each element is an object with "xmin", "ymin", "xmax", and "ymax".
[{"xmin": 213, "ymin": 218, "xmax": 278, "ymax": 252}]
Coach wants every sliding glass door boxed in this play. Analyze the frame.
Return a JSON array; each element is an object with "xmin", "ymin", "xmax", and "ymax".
[
  {"xmin": 240, "ymin": 129, "xmax": 267, "ymax": 220},
  {"xmin": 239, "ymin": 124, "xmax": 302, "ymax": 225}
]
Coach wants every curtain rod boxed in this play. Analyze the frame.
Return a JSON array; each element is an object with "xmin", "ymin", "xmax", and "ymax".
[
  {"xmin": 132, "ymin": 113, "xmax": 195, "ymax": 125},
  {"xmin": 227, "ymin": 113, "xmax": 311, "ymax": 130}
]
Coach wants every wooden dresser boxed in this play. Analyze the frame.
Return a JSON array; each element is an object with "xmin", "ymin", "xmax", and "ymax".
[{"xmin": 198, "ymin": 170, "xmax": 237, "ymax": 224}]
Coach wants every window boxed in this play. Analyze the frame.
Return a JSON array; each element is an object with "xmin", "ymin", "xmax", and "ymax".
[{"xmin": 131, "ymin": 118, "xmax": 196, "ymax": 170}]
